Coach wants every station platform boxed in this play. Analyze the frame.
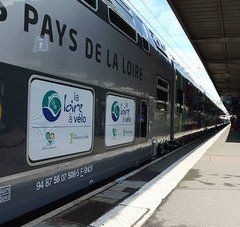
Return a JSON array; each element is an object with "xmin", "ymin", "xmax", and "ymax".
[
  {"xmin": 24, "ymin": 125, "xmax": 238, "ymax": 227},
  {"xmin": 144, "ymin": 125, "xmax": 240, "ymax": 227}
]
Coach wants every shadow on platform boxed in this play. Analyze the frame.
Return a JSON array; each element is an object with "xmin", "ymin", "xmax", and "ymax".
[{"xmin": 226, "ymin": 128, "xmax": 240, "ymax": 143}]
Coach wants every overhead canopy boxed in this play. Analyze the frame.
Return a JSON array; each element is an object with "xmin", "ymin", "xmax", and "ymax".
[{"xmin": 167, "ymin": 0, "xmax": 240, "ymax": 97}]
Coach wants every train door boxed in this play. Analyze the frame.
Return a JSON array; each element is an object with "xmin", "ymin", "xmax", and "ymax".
[{"xmin": 140, "ymin": 100, "xmax": 148, "ymax": 138}]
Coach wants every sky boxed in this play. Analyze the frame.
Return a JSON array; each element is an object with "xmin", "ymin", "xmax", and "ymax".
[{"xmin": 125, "ymin": 0, "xmax": 228, "ymax": 114}]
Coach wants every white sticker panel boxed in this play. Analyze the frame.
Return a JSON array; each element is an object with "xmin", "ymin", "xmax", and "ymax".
[
  {"xmin": 105, "ymin": 95, "xmax": 135, "ymax": 147},
  {"xmin": 28, "ymin": 78, "xmax": 94, "ymax": 162},
  {"xmin": 0, "ymin": 185, "xmax": 11, "ymax": 204}
]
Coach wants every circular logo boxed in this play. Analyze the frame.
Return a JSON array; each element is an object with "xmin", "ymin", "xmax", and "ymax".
[
  {"xmin": 42, "ymin": 90, "xmax": 62, "ymax": 122},
  {"xmin": 111, "ymin": 101, "xmax": 120, "ymax": 122}
]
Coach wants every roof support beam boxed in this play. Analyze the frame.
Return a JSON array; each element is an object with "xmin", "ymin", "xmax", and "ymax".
[
  {"xmin": 217, "ymin": 0, "xmax": 230, "ymax": 80},
  {"xmin": 167, "ymin": 0, "xmax": 240, "ymax": 96},
  {"xmin": 212, "ymin": 73, "xmax": 235, "ymax": 77},
  {"xmin": 206, "ymin": 60, "xmax": 240, "ymax": 65},
  {"xmin": 193, "ymin": 36, "xmax": 240, "ymax": 43}
]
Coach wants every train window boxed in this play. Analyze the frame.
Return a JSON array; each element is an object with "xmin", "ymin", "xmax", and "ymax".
[
  {"xmin": 109, "ymin": 0, "xmax": 133, "ymax": 26},
  {"xmin": 177, "ymin": 88, "xmax": 183, "ymax": 105},
  {"xmin": 158, "ymin": 78, "xmax": 168, "ymax": 89},
  {"xmin": 157, "ymin": 89, "xmax": 168, "ymax": 101},
  {"xmin": 156, "ymin": 76, "xmax": 169, "ymax": 111},
  {"xmin": 142, "ymin": 24, "xmax": 150, "ymax": 52},
  {"xmin": 105, "ymin": 0, "xmax": 137, "ymax": 42},
  {"xmin": 142, "ymin": 38, "xmax": 150, "ymax": 52},
  {"xmin": 150, "ymin": 32, "xmax": 168, "ymax": 57},
  {"xmin": 136, "ymin": 17, "xmax": 150, "ymax": 53},
  {"xmin": 140, "ymin": 101, "xmax": 148, "ymax": 138},
  {"xmin": 80, "ymin": 0, "xmax": 97, "ymax": 10},
  {"xmin": 177, "ymin": 88, "xmax": 184, "ymax": 113}
]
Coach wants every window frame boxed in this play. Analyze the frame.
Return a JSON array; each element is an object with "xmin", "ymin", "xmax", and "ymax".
[
  {"xmin": 142, "ymin": 37, "xmax": 150, "ymax": 53},
  {"xmin": 136, "ymin": 17, "xmax": 150, "ymax": 53},
  {"xmin": 105, "ymin": 0, "xmax": 138, "ymax": 43},
  {"xmin": 79, "ymin": 0, "xmax": 98, "ymax": 11},
  {"xmin": 150, "ymin": 32, "xmax": 168, "ymax": 58},
  {"xmin": 177, "ymin": 88, "xmax": 184, "ymax": 113},
  {"xmin": 177, "ymin": 88, "xmax": 184, "ymax": 106},
  {"xmin": 140, "ymin": 100, "xmax": 149, "ymax": 138},
  {"xmin": 141, "ymin": 22, "xmax": 150, "ymax": 53},
  {"xmin": 156, "ymin": 76, "xmax": 169, "ymax": 112}
]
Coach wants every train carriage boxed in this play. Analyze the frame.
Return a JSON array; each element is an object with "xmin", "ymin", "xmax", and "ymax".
[{"xmin": 0, "ymin": 0, "xmax": 225, "ymax": 223}]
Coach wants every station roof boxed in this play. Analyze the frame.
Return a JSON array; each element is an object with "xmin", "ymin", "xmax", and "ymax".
[{"xmin": 167, "ymin": 0, "xmax": 240, "ymax": 97}]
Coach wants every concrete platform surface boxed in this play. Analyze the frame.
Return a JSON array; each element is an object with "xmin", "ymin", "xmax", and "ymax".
[{"xmin": 144, "ymin": 126, "xmax": 240, "ymax": 227}]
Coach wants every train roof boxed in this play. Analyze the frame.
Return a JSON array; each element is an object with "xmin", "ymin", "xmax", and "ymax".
[
  {"xmin": 120, "ymin": 0, "xmax": 217, "ymax": 103},
  {"xmin": 99, "ymin": 0, "xmax": 222, "ymax": 112}
]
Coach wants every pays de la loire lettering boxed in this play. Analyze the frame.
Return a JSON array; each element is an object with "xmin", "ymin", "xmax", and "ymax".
[{"xmin": 0, "ymin": 2, "xmax": 144, "ymax": 81}]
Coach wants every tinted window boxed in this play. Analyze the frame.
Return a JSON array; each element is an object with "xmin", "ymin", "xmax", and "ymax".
[
  {"xmin": 157, "ymin": 89, "xmax": 168, "ymax": 102},
  {"xmin": 150, "ymin": 32, "xmax": 168, "ymax": 57},
  {"xmin": 156, "ymin": 77, "xmax": 169, "ymax": 111},
  {"xmin": 81, "ymin": 0, "xmax": 97, "ymax": 9},
  {"xmin": 177, "ymin": 88, "xmax": 183, "ymax": 105},
  {"xmin": 158, "ymin": 78, "xmax": 168, "ymax": 89},
  {"xmin": 135, "ymin": 17, "xmax": 150, "ymax": 52},
  {"xmin": 140, "ymin": 101, "xmax": 148, "ymax": 138},
  {"xmin": 109, "ymin": 8, "xmax": 136, "ymax": 41},
  {"xmin": 105, "ymin": 0, "xmax": 137, "ymax": 41},
  {"xmin": 142, "ymin": 37, "xmax": 150, "ymax": 52}
]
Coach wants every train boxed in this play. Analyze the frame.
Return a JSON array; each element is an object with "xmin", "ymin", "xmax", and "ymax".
[{"xmin": 0, "ymin": 0, "xmax": 226, "ymax": 223}]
